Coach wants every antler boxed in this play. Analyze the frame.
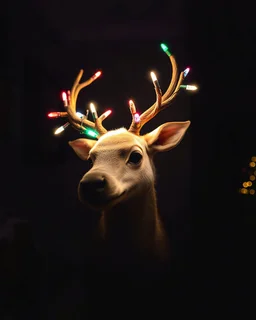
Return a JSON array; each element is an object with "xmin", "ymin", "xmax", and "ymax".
[
  {"xmin": 65, "ymin": 70, "xmax": 109, "ymax": 136},
  {"xmin": 128, "ymin": 44, "xmax": 186, "ymax": 135}
]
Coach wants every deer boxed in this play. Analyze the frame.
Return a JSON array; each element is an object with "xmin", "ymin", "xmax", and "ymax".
[{"xmin": 49, "ymin": 44, "xmax": 194, "ymax": 297}]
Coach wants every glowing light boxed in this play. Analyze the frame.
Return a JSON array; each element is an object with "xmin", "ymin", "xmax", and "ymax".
[
  {"xmin": 84, "ymin": 127, "xmax": 99, "ymax": 139},
  {"xmin": 76, "ymin": 112, "xmax": 84, "ymax": 118},
  {"xmin": 184, "ymin": 67, "xmax": 190, "ymax": 77},
  {"xmin": 54, "ymin": 127, "xmax": 65, "ymax": 135},
  {"xmin": 90, "ymin": 103, "xmax": 96, "ymax": 114},
  {"xmin": 249, "ymin": 189, "xmax": 255, "ymax": 195},
  {"xmin": 160, "ymin": 43, "xmax": 171, "ymax": 57},
  {"xmin": 134, "ymin": 113, "xmax": 140, "ymax": 123},
  {"xmin": 150, "ymin": 72, "xmax": 157, "ymax": 82},
  {"xmin": 250, "ymin": 175, "xmax": 255, "ymax": 181},
  {"xmin": 91, "ymin": 71, "xmax": 102, "ymax": 80},
  {"xmin": 150, "ymin": 71, "xmax": 162, "ymax": 94},
  {"xmin": 54, "ymin": 122, "xmax": 70, "ymax": 135},
  {"xmin": 247, "ymin": 181, "xmax": 253, "ymax": 187},
  {"xmin": 240, "ymin": 188, "xmax": 248, "ymax": 194},
  {"xmin": 62, "ymin": 91, "xmax": 67, "ymax": 101},
  {"xmin": 90, "ymin": 103, "xmax": 98, "ymax": 121},
  {"xmin": 101, "ymin": 109, "xmax": 112, "ymax": 120},
  {"xmin": 48, "ymin": 111, "xmax": 83, "ymax": 119},
  {"xmin": 243, "ymin": 182, "xmax": 248, "ymax": 188},
  {"xmin": 61, "ymin": 91, "xmax": 68, "ymax": 107},
  {"xmin": 104, "ymin": 110, "xmax": 112, "ymax": 117},
  {"xmin": 249, "ymin": 162, "xmax": 255, "ymax": 168},
  {"xmin": 251, "ymin": 156, "xmax": 256, "ymax": 162},
  {"xmin": 180, "ymin": 85, "xmax": 198, "ymax": 91},
  {"xmin": 48, "ymin": 112, "xmax": 60, "ymax": 118},
  {"xmin": 129, "ymin": 100, "xmax": 136, "ymax": 114}
]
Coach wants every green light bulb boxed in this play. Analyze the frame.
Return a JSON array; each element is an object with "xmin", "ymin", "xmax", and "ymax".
[
  {"xmin": 84, "ymin": 128, "xmax": 99, "ymax": 139},
  {"xmin": 160, "ymin": 43, "xmax": 171, "ymax": 57}
]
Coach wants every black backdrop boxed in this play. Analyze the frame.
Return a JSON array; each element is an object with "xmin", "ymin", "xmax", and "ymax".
[{"xmin": 2, "ymin": 0, "xmax": 256, "ymax": 318}]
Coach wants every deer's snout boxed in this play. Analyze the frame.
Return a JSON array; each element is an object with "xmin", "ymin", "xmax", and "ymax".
[
  {"xmin": 78, "ymin": 173, "xmax": 107, "ymax": 206},
  {"xmin": 80, "ymin": 173, "xmax": 106, "ymax": 193}
]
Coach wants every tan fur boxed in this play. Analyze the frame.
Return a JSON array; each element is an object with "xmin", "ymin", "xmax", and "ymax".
[{"xmin": 69, "ymin": 122, "xmax": 190, "ymax": 271}]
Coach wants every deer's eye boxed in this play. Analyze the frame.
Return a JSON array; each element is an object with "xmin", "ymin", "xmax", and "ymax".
[{"xmin": 127, "ymin": 151, "xmax": 142, "ymax": 165}]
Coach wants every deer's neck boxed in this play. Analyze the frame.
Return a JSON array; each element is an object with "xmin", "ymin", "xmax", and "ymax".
[{"xmin": 97, "ymin": 186, "xmax": 169, "ymax": 266}]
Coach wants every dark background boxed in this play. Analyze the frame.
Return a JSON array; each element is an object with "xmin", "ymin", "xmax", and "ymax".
[{"xmin": 2, "ymin": 0, "xmax": 256, "ymax": 318}]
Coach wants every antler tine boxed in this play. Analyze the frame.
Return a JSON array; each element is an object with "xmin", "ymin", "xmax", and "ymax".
[
  {"xmin": 66, "ymin": 69, "xmax": 96, "ymax": 132},
  {"xmin": 161, "ymin": 54, "xmax": 179, "ymax": 101},
  {"xmin": 66, "ymin": 70, "xmax": 108, "ymax": 136},
  {"xmin": 128, "ymin": 46, "xmax": 185, "ymax": 135},
  {"xmin": 159, "ymin": 69, "xmax": 184, "ymax": 108}
]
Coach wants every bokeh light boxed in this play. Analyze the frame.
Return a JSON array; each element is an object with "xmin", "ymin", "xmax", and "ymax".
[{"xmin": 249, "ymin": 162, "xmax": 255, "ymax": 168}]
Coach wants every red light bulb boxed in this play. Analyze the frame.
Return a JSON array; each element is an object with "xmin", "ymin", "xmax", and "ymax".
[
  {"xmin": 91, "ymin": 71, "xmax": 102, "ymax": 80},
  {"xmin": 61, "ymin": 91, "xmax": 67, "ymax": 101},
  {"xmin": 48, "ymin": 112, "xmax": 60, "ymax": 118},
  {"xmin": 129, "ymin": 100, "xmax": 136, "ymax": 114},
  {"xmin": 61, "ymin": 91, "xmax": 68, "ymax": 106},
  {"xmin": 104, "ymin": 110, "xmax": 112, "ymax": 117}
]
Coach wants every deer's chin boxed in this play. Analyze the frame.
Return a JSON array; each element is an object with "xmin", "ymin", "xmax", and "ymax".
[{"xmin": 79, "ymin": 191, "xmax": 126, "ymax": 211}]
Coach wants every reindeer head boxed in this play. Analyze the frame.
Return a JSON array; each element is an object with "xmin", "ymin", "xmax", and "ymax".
[
  {"xmin": 54, "ymin": 44, "xmax": 194, "ymax": 211},
  {"xmin": 69, "ymin": 122, "xmax": 189, "ymax": 210}
]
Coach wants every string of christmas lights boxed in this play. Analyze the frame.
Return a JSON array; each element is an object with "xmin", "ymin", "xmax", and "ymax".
[
  {"xmin": 53, "ymin": 112, "xmax": 85, "ymax": 135},
  {"xmin": 47, "ymin": 71, "xmax": 104, "ymax": 139},
  {"xmin": 126, "ymin": 43, "xmax": 198, "ymax": 125},
  {"xmin": 47, "ymin": 43, "xmax": 198, "ymax": 139}
]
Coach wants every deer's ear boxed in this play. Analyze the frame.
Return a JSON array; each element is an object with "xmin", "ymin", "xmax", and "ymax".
[
  {"xmin": 68, "ymin": 138, "xmax": 96, "ymax": 160},
  {"xmin": 144, "ymin": 121, "xmax": 190, "ymax": 153}
]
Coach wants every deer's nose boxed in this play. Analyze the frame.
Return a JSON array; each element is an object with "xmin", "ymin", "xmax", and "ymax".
[{"xmin": 79, "ymin": 174, "xmax": 106, "ymax": 194}]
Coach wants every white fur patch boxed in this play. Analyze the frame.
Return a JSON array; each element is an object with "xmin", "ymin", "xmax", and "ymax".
[{"xmin": 98, "ymin": 128, "xmax": 128, "ymax": 142}]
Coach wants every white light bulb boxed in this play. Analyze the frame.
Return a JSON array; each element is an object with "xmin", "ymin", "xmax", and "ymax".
[
  {"xmin": 90, "ymin": 103, "xmax": 96, "ymax": 113},
  {"xmin": 54, "ymin": 126, "xmax": 65, "ymax": 135},
  {"xmin": 150, "ymin": 72, "xmax": 157, "ymax": 82},
  {"xmin": 183, "ymin": 68, "xmax": 190, "ymax": 77},
  {"xmin": 186, "ymin": 85, "xmax": 198, "ymax": 91}
]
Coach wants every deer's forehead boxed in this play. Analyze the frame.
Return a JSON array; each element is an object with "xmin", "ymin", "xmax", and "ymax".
[{"xmin": 91, "ymin": 132, "xmax": 146, "ymax": 154}]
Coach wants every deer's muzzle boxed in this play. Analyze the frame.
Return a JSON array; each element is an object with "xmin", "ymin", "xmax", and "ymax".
[{"xmin": 78, "ymin": 172, "xmax": 122, "ymax": 209}]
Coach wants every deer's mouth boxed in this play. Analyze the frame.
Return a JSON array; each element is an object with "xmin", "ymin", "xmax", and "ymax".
[{"xmin": 79, "ymin": 190, "xmax": 126, "ymax": 210}]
